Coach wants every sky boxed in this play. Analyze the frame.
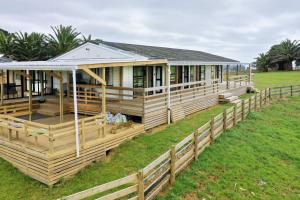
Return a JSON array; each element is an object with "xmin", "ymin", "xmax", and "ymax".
[{"xmin": 0, "ymin": 0, "xmax": 299, "ymax": 63}]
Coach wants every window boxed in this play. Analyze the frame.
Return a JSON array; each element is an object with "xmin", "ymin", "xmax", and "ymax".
[
  {"xmin": 133, "ymin": 66, "xmax": 145, "ymax": 88},
  {"xmin": 184, "ymin": 66, "xmax": 189, "ymax": 83},
  {"xmin": 170, "ymin": 66, "xmax": 176, "ymax": 85},
  {"xmin": 155, "ymin": 66, "xmax": 162, "ymax": 87},
  {"xmin": 197, "ymin": 66, "xmax": 206, "ymax": 81},
  {"xmin": 105, "ymin": 68, "xmax": 113, "ymax": 86},
  {"xmin": 190, "ymin": 66, "xmax": 196, "ymax": 82}
]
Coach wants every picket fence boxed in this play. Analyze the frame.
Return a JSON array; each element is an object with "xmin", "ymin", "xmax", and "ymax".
[{"xmin": 59, "ymin": 85, "xmax": 300, "ymax": 200}]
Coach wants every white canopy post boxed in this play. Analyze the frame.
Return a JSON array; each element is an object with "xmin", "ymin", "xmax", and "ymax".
[
  {"xmin": 72, "ymin": 69, "xmax": 80, "ymax": 158},
  {"xmin": 166, "ymin": 64, "xmax": 171, "ymax": 124}
]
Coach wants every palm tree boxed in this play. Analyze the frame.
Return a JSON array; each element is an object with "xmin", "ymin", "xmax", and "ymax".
[
  {"xmin": 13, "ymin": 32, "xmax": 49, "ymax": 61},
  {"xmin": 269, "ymin": 39, "xmax": 300, "ymax": 70},
  {"xmin": 47, "ymin": 25, "xmax": 81, "ymax": 57},
  {"xmin": 256, "ymin": 53, "xmax": 271, "ymax": 72},
  {"xmin": 0, "ymin": 32, "xmax": 15, "ymax": 59}
]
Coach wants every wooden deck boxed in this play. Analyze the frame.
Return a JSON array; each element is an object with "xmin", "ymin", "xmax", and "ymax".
[{"xmin": 0, "ymin": 114, "xmax": 144, "ymax": 186}]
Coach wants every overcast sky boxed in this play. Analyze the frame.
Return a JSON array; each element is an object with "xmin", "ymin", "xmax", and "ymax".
[{"xmin": 1, "ymin": 0, "xmax": 299, "ymax": 63}]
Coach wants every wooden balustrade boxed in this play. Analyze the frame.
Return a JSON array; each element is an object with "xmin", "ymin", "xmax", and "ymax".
[
  {"xmin": 227, "ymin": 75, "xmax": 249, "ymax": 88},
  {"xmin": 0, "ymin": 114, "xmax": 104, "ymax": 154}
]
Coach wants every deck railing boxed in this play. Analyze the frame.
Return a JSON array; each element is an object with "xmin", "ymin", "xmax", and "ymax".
[
  {"xmin": 227, "ymin": 75, "xmax": 249, "ymax": 88},
  {"xmin": 0, "ymin": 114, "xmax": 104, "ymax": 155}
]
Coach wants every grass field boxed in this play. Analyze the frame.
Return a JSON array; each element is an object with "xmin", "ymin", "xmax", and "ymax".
[
  {"xmin": 253, "ymin": 71, "xmax": 300, "ymax": 89},
  {"xmin": 0, "ymin": 71, "xmax": 299, "ymax": 199},
  {"xmin": 158, "ymin": 97, "xmax": 300, "ymax": 200}
]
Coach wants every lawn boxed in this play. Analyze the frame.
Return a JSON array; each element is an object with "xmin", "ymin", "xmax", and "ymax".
[
  {"xmin": 253, "ymin": 71, "xmax": 300, "ymax": 89},
  {"xmin": 1, "ymin": 71, "xmax": 300, "ymax": 199},
  {"xmin": 158, "ymin": 97, "xmax": 300, "ymax": 200}
]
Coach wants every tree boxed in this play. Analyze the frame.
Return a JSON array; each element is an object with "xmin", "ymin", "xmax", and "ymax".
[
  {"xmin": 47, "ymin": 25, "xmax": 81, "ymax": 57},
  {"xmin": 13, "ymin": 32, "xmax": 49, "ymax": 61},
  {"xmin": 0, "ymin": 32, "xmax": 15, "ymax": 59},
  {"xmin": 268, "ymin": 39, "xmax": 300, "ymax": 70},
  {"xmin": 256, "ymin": 53, "xmax": 271, "ymax": 72},
  {"xmin": 0, "ymin": 28, "xmax": 9, "ymax": 36}
]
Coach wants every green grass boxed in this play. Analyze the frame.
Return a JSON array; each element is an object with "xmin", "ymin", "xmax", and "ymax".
[
  {"xmin": 158, "ymin": 97, "xmax": 300, "ymax": 200},
  {"xmin": 0, "ymin": 104, "xmax": 230, "ymax": 200},
  {"xmin": 254, "ymin": 71, "xmax": 300, "ymax": 89}
]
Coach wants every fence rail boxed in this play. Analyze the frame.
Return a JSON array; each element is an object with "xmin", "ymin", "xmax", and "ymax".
[{"xmin": 56, "ymin": 85, "xmax": 299, "ymax": 200}]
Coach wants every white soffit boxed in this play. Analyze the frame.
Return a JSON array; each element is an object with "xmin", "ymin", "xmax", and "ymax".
[{"xmin": 169, "ymin": 61, "xmax": 240, "ymax": 66}]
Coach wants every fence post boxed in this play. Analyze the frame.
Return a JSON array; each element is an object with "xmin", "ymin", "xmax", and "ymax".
[
  {"xmin": 241, "ymin": 100, "xmax": 245, "ymax": 121},
  {"xmin": 254, "ymin": 94, "xmax": 257, "ymax": 111},
  {"xmin": 138, "ymin": 170, "xmax": 145, "ymax": 200},
  {"xmin": 264, "ymin": 89, "xmax": 267, "ymax": 105},
  {"xmin": 170, "ymin": 146, "xmax": 176, "ymax": 185},
  {"xmin": 249, "ymin": 97, "xmax": 252, "ymax": 113},
  {"xmin": 260, "ymin": 91, "xmax": 262, "ymax": 109},
  {"xmin": 291, "ymin": 85, "xmax": 293, "ymax": 97},
  {"xmin": 269, "ymin": 88, "xmax": 271, "ymax": 99},
  {"xmin": 233, "ymin": 105, "xmax": 237, "ymax": 126},
  {"xmin": 223, "ymin": 109, "xmax": 227, "ymax": 131},
  {"xmin": 194, "ymin": 131, "xmax": 199, "ymax": 161},
  {"xmin": 280, "ymin": 87, "xmax": 282, "ymax": 98},
  {"xmin": 210, "ymin": 117, "xmax": 215, "ymax": 143}
]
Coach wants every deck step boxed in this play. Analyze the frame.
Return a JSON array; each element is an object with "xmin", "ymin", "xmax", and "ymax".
[
  {"xmin": 219, "ymin": 93, "xmax": 233, "ymax": 99},
  {"xmin": 36, "ymin": 102, "xmax": 68, "ymax": 116},
  {"xmin": 171, "ymin": 105, "xmax": 185, "ymax": 122}
]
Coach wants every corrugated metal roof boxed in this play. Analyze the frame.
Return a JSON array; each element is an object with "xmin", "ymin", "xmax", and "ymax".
[
  {"xmin": 0, "ymin": 56, "xmax": 12, "ymax": 63},
  {"xmin": 101, "ymin": 41, "xmax": 239, "ymax": 63}
]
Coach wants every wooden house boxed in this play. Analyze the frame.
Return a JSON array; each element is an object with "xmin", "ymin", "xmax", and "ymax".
[{"xmin": 0, "ymin": 42, "xmax": 251, "ymax": 185}]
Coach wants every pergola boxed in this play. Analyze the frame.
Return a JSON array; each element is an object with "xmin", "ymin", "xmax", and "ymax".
[{"xmin": 0, "ymin": 59, "xmax": 168, "ymax": 157}]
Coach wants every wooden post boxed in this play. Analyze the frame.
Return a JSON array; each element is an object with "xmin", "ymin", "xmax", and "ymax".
[
  {"xmin": 226, "ymin": 65, "xmax": 229, "ymax": 89},
  {"xmin": 269, "ymin": 88, "xmax": 271, "ymax": 99},
  {"xmin": 49, "ymin": 126, "xmax": 54, "ymax": 153},
  {"xmin": 241, "ymin": 100, "xmax": 245, "ymax": 121},
  {"xmin": 233, "ymin": 105, "xmax": 237, "ymax": 126},
  {"xmin": 280, "ymin": 87, "xmax": 282, "ymax": 98},
  {"xmin": 170, "ymin": 146, "xmax": 176, "ymax": 185},
  {"xmin": 59, "ymin": 72, "xmax": 64, "ymax": 123},
  {"xmin": 138, "ymin": 170, "xmax": 145, "ymax": 200},
  {"xmin": 260, "ymin": 91, "xmax": 262, "ymax": 108},
  {"xmin": 101, "ymin": 68, "xmax": 106, "ymax": 137},
  {"xmin": 28, "ymin": 75, "xmax": 32, "ymax": 121},
  {"xmin": 249, "ymin": 97, "xmax": 252, "ymax": 112},
  {"xmin": 0, "ymin": 70, "xmax": 4, "ymax": 105},
  {"xmin": 210, "ymin": 117, "xmax": 215, "ymax": 143},
  {"xmin": 254, "ymin": 94, "xmax": 257, "ymax": 111},
  {"xmin": 67, "ymin": 72, "xmax": 70, "ymax": 102},
  {"xmin": 194, "ymin": 131, "xmax": 199, "ymax": 160},
  {"xmin": 81, "ymin": 120, "xmax": 85, "ymax": 149},
  {"xmin": 40, "ymin": 71, "xmax": 44, "ymax": 98},
  {"xmin": 264, "ymin": 89, "xmax": 267, "ymax": 105},
  {"xmin": 291, "ymin": 85, "xmax": 293, "ymax": 96},
  {"xmin": 223, "ymin": 109, "xmax": 227, "ymax": 131}
]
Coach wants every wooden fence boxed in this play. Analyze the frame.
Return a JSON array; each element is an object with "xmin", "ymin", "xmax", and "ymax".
[{"xmin": 59, "ymin": 84, "xmax": 300, "ymax": 200}]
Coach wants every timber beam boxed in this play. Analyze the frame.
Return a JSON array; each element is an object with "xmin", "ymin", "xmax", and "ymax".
[
  {"xmin": 82, "ymin": 68, "xmax": 106, "ymax": 86},
  {"xmin": 78, "ymin": 59, "xmax": 168, "ymax": 69}
]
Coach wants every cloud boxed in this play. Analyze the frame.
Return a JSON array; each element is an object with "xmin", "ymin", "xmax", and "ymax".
[{"xmin": 0, "ymin": 0, "xmax": 299, "ymax": 62}]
